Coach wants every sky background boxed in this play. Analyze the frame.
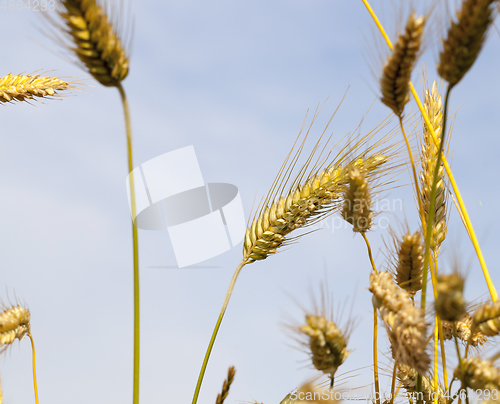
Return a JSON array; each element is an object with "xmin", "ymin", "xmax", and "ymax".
[{"xmin": 1, "ymin": 0, "xmax": 500, "ymax": 403}]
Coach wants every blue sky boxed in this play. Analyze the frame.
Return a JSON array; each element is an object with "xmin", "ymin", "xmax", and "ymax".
[{"xmin": 1, "ymin": 1, "xmax": 500, "ymax": 403}]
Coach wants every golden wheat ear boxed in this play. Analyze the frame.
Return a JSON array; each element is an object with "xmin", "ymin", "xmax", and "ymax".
[
  {"xmin": 370, "ymin": 272, "xmax": 430, "ymax": 374},
  {"xmin": 243, "ymin": 110, "xmax": 401, "ymax": 264},
  {"xmin": 51, "ymin": 0, "xmax": 130, "ymax": 87},
  {"xmin": 390, "ymin": 229, "xmax": 424, "ymax": 297},
  {"xmin": 397, "ymin": 364, "xmax": 446, "ymax": 404},
  {"xmin": 438, "ymin": 0, "xmax": 497, "ymax": 87},
  {"xmin": 454, "ymin": 357, "xmax": 500, "ymax": 391},
  {"xmin": 435, "ymin": 273, "xmax": 466, "ymax": 322},
  {"xmin": 441, "ymin": 312, "xmax": 487, "ymax": 348},
  {"xmin": 418, "ymin": 81, "xmax": 449, "ymax": 256},
  {"xmin": 0, "ymin": 73, "xmax": 75, "ymax": 104},
  {"xmin": 0, "ymin": 305, "xmax": 30, "ymax": 350},
  {"xmin": 380, "ymin": 12, "xmax": 425, "ymax": 117}
]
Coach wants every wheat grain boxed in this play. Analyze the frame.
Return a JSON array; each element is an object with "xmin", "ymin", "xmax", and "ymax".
[
  {"xmin": 0, "ymin": 305, "xmax": 30, "ymax": 348},
  {"xmin": 438, "ymin": 0, "xmax": 497, "ymax": 87},
  {"xmin": 380, "ymin": 13, "xmax": 425, "ymax": 117},
  {"xmin": 0, "ymin": 73, "xmax": 72, "ymax": 104},
  {"xmin": 54, "ymin": 0, "xmax": 129, "ymax": 87}
]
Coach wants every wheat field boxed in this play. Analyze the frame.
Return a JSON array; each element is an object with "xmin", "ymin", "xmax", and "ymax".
[{"xmin": 1, "ymin": 0, "xmax": 500, "ymax": 403}]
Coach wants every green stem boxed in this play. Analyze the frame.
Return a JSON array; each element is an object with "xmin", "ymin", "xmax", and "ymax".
[
  {"xmin": 418, "ymin": 85, "xmax": 452, "ymax": 404},
  {"xmin": 191, "ymin": 260, "xmax": 246, "ymax": 404},
  {"xmin": 117, "ymin": 83, "xmax": 140, "ymax": 404}
]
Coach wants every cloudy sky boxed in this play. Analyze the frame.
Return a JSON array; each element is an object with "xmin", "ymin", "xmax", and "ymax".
[{"xmin": 1, "ymin": 0, "xmax": 500, "ymax": 403}]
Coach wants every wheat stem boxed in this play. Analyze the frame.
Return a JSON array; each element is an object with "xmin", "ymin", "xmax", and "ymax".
[
  {"xmin": 435, "ymin": 259, "xmax": 449, "ymax": 392},
  {"xmin": 29, "ymin": 334, "xmax": 39, "ymax": 404},
  {"xmin": 362, "ymin": 232, "xmax": 377, "ymax": 274},
  {"xmin": 117, "ymin": 83, "xmax": 140, "ymax": 404},
  {"xmin": 390, "ymin": 361, "xmax": 398, "ymax": 404},
  {"xmin": 192, "ymin": 260, "xmax": 246, "ymax": 404},
  {"xmin": 399, "ymin": 117, "xmax": 423, "ymax": 217},
  {"xmin": 434, "ymin": 314, "xmax": 439, "ymax": 404},
  {"xmin": 361, "ymin": 0, "xmax": 498, "ymax": 302},
  {"xmin": 373, "ymin": 306, "xmax": 381, "ymax": 404}
]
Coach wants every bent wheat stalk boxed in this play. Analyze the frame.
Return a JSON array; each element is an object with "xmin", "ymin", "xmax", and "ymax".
[{"xmin": 191, "ymin": 110, "xmax": 398, "ymax": 404}]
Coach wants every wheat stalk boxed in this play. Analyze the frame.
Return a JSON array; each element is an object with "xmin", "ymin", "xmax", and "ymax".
[
  {"xmin": 438, "ymin": 0, "xmax": 497, "ymax": 87},
  {"xmin": 54, "ymin": 0, "xmax": 129, "ymax": 86},
  {"xmin": 380, "ymin": 12, "xmax": 425, "ymax": 117},
  {"xmin": 0, "ymin": 73, "xmax": 72, "ymax": 103}
]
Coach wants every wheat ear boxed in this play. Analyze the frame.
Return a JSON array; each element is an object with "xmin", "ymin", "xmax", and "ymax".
[
  {"xmin": 370, "ymin": 272, "xmax": 430, "ymax": 374},
  {"xmin": 0, "ymin": 73, "xmax": 73, "ymax": 103},
  {"xmin": 419, "ymin": 82, "xmax": 447, "ymax": 255},
  {"xmin": 393, "ymin": 230, "xmax": 424, "ymax": 296},
  {"xmin": 55, "ymin": 0, "xmax": 129, "ymax": 86},
  {"xmin": 435, "ymin": 273, "xmax": 466, "ymax": 322},
  {"xmin": 438, "ymin": 0, "xmax": 497, "ymax": 87},
  {"xmin": 442, "ymin": 313, "xmax": 487, "ymax": 347},
  {"xmin": 397, "ymin": 364, "xmax": 446, "ymax": 404},
  {"xmin": 215, "ymin": 367, "xmax": 235, "ymax": 404},
  {"xmin": 380, "ymin": 12, "xmax": 425, "ymax": 117},
  {"xmin": 299, "ymin": 314, "xmax": 350, "ymax": 387},
  {"xmin": 471, "ymin": 301, "xmax": 500, "ymax": 337},
  {"xmin": 0, "ymin": 305, "xmax": 30, "ymax": 348},
  {"xmin": 454, "ymin": 357, "xmax": 500, "ymax": 391}
]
